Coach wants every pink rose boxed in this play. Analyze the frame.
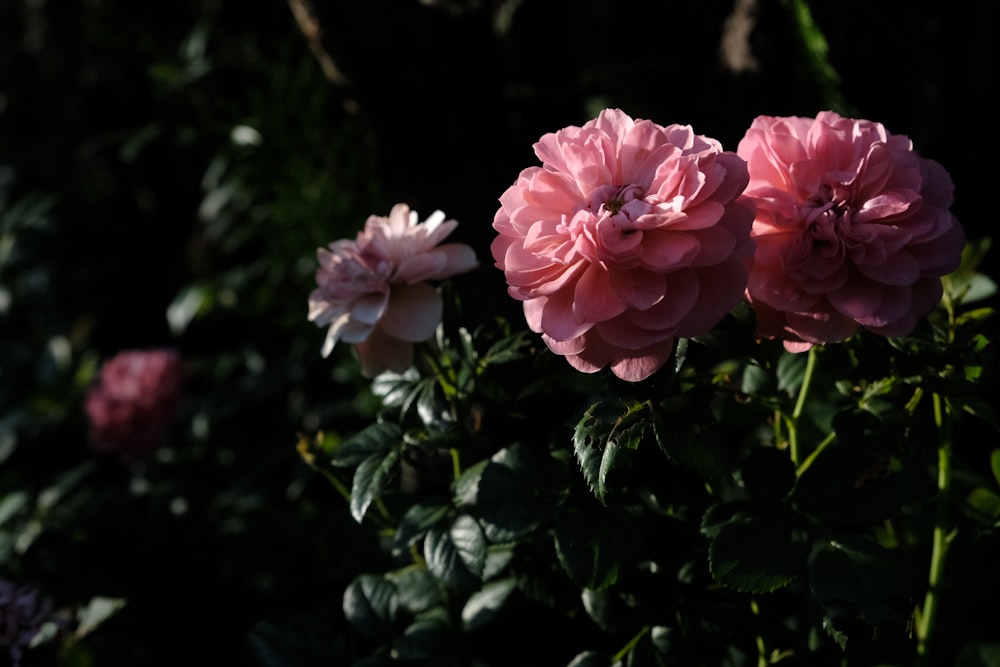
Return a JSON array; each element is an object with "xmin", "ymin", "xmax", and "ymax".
[
  {"xmin": 491, "ymin": 108, "xmax": 756, "ymax": 382},
  {"xmin": 737, "ymin": 111, "xmax": 966, "ymax": 351},
  {"xmin": 309, "ymin": 203, "xmax": 478, "ymax": 377},
  {"xmin": 84, "ymin": 348, "xmax": 184, "ymax": 461}
]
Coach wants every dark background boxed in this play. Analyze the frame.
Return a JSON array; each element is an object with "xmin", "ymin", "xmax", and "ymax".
[{"xmin": 0, "ymin": 1, "xmax": 996, "ymax": 665}]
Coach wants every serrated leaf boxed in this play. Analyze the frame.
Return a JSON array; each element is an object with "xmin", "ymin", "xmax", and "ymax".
[
  {"xmin": 331, "ymin": 421, "xmax": 401, "ymax": 468},
  {"xmin": 461, "ymin": 577, "xmax": 517, "ymax": 631},
  {"xmin": 553, "ymin": 500, "xmax": 641, "ymax": 591},
  {"xmin": 350, "ymin": 448, "xmax": 401, "ymax": 523},
  {"xmin": 472, "ymin": 443, "xmax": 564, "ymax": 543},
  {"xmin": 386, "ymin": 567, "xmax": 444, "ymax": 615},
  {"xmin": 701, "ymin": 500, "xmax": 805, "ymax": 593},
  {"xmin": 809, "ymin": 535, "xmax": 919, "ymax": 625},
  {"xmin": 342, "ymin": 574, "xmax": 399, "ymax": 640},
  {"xmin": 573, "ymin": 399, "xmax": 647, "ymax": 502},
  {"xmin": 776, "ymin": 350, "xmax": 808, "ymax": 395},
  {"xmin": 424, "ymin": 515, "xmax": 486, "ymax": 592},
  {"xmin": 393, "ymin": 501, "xmax": 450, "ymax": 556}
]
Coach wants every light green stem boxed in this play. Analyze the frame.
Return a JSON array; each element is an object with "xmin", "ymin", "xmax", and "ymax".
[
  {"xmin": 786, "ymin": 346, "xmax": 819, "ymax": 467},
  {"xmin": 611, "ymin": 626, "xmax": 651, "ymax": 664},
  {"xmin": 916, "ymin": 393, "xmax": 955, "ymax": 664}
]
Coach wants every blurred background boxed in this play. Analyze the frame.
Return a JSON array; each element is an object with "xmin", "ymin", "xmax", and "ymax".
[{"xmin": 1, "ymin": 1, "xmax": 997, "ymax": 665}]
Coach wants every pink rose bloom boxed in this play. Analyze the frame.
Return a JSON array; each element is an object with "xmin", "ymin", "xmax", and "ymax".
[
  {"xmin": 738, "ymin": 111, "xmax": 966, "ymax": 351},
  {"xmin": 308, "ymin": 203, "xmax": 478, "ymax": 377},
  {"xmin": 491, "ymin": 108, "xmax": 756, "ymax": 382},
  {"xmin": 84, "ymin": 348, "xmax": 184, "ymax": 461}
]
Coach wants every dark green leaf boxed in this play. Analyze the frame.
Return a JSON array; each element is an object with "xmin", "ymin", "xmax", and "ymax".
[
  {"xmin": 392, "ymin": 607, "xmax": 451, "ymax": 661},
  {"xmin": 809, "ymin": 535, "xmax": 920, "ymax": 625},
  {"xmin": 424, "ymin": 514, "xmax": 486, "ymax": 592},
  {"xmin": 553, "ymin": 499, "xmax": 642, "ymax": 591},
  {"xmin": 350, "ymin": 448, "xmax": 401, "ymax": 523},
  {"xmin": 393, "ymin": 501, "xmax": 450, "ymax": 556},
  {"xmin": 966, "ymin": 487, "xmax": 1000, "ymax": 524},
  {"xmin": 342, "ymin": 574, "xmax": 399, "ymax": 640},
  {"xmin": 461, "ymin": 577, "xmax": 517, "ymax": 631},
  {"xmin": 956, "ymin": 641, "xmax": 1000, "ymax": 667},
  {"xmin": 473, "ymin": 443, "xmax": 565, "ymax": 543},
  {"xmin": 652, "ymin": 395, "xmax": 730, "ymax": 485},
  {"xmin": 566, "ymin": 651, "xmax": 613, "ymax": 667},
  {"xmin": 991, "ymin": 449, "xmax": 1000, "ymax": 488},
  {"xmin": 776, "ymin": 349, "xmax": 808, "ymax": 395},
  {"xmin": 331, "ymin": 421, "xmax": 401, "ymax": 468},
  {"xmin": 248, "ymin": 618, "xmax": 348, "ymax": 667},
  {"xmin": 386, "ymin": 567, "xmax": 444, "ymax": 615},
  {"xmin": 573, "ymin": 399, "xmax": 646, "ymax": 502},
  {"xmin": 701, "ymin": 500, "xmax": 806, "ymax": 593}
]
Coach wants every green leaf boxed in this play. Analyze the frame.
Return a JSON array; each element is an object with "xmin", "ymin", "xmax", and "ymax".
[
  {"xmin": 424, "ymin": 514, "xmax": 487, "ymax": 592},
  {"xmin": 956, "ymin": 641, "xmax": 1000, "ymax": 667},
  {"xmin": 480, "ymin": 330, "xmax": 530, "ymax": 367},
  {"xmin": 393, "ymin": 501, "xmax": 449, "ymax": 556},
  {"xmin": 553, "ymin": 499, "xmax": 642, "ymax": 591},
  {"xmin": 966, "ymin": 487, "xmax": 1000, "ymax": 524},
  {"xmin": 472, "ymin": 443, "xmax": 565, "ymax": 543},
  {"xmin": 248, "ymin": 617, "xmax": 348, "ymax": 667},
  {"xmin": 808, "ymin": 535, "xmax": 919, "ymax": 625},
  {"xmin": 386, "ymin": 567, "xmax": 444, "ymax": 615},
  {"xmin": 350, "ymin": 448, "xmax": 401, "ymax": 523},
  {"xmin": 331, "ymin": 421, "xmax": 401, "ymax": 468},
  {"xmin": 392, "ymin": 607, "xmax": 451, "ymax": 661},
  {"xmin": 701, "ymin": 500, "xmax": 806, "ymax": 593},
  {"xmin": 461, "ymin": 577, "xmax": 517, "ymax": 631},
  {"xmin": 574, "ymin": 399, "xmax": 646, "ymax": 502},
  {"xmin": 776, "ymin": 350, "xmax": 808, "ymax": 395},
  {"xmin": 652, "ymin": 394, "xmax": 730, "ymax": 485},
  {"xmin": 991, "ymin": 449, "xmax": 1000, "ymax": 488},
  {"xmin": 342, "ymin": 574, "xmax": 399, "ymax": 640},
  {"xmin": 566, "ymin": 651, "xmax": 613, "ymax": 667}
]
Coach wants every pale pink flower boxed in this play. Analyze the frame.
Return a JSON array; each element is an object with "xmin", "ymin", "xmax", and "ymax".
[
  {"xmin": 84, "ymin": 348, "xmax": 184, "ymax": 461},
  {"xmin": 738, "ymin": 111, "xmax": 966, "ymax": 351},
  {"xmin": 309, "ymin": 203, "xmax": 478, "ymax": 377},
  {"xmin": 491, "ymin": 108, "xmax": 756, "ymax": 382}
]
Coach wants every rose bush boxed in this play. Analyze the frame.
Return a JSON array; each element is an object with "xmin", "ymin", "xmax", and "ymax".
[
  {"xmin": 308, "ymin": 203, "xmax": 479, "ymax": 377},
  {"xmin": 491, "ymin": 108, "xmax": 756, "ymax": 381},
  {"xmin": 737, "ymin": 111, "xmax": 966, "ymax": 350}
]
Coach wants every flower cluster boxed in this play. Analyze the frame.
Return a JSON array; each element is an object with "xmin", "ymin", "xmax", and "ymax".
[
  {"xmin": 84, "ymin": 348, "xmax": 185, "ymax": 461},
  {"xmin": 308, "ymin": 203, "xmax": 479, "ymax": 377},
  {"xmin": 0, "ymin": 579, "xmax": 55, "ymax": 667},
  {"xmin": 312, "ymin": 108, "xmax": 965, "ymax": 381}
]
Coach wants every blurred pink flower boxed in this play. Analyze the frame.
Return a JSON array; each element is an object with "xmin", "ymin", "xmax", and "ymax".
[
  {"xmin": 738, "ymin": 111, "xmax": 966, "ymax": 351},
  {"xmin": 84, "ymin": 348, "xmax": 184, "ymax": 461},
  {"xmin": 491, "ymin": 108, "xmax": 756, "ymax": 382},
  {"xmin": 309, "ymin": 203, "xmax": 478, "ymax": 377}
]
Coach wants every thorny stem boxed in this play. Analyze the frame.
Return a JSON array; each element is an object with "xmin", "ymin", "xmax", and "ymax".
[{"xmin": 916, "ymin": 392, "xmax": 956, "ymax": 665}]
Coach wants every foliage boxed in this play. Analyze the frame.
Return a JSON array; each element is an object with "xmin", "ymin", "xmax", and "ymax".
[{"xmin": 1, "ymin": 1, "xmax": 998, "ymax": 667}]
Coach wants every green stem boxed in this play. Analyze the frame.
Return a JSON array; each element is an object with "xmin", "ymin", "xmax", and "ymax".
[
  {"xmin": 611, "ymin": 626, "xmax": 651, "ymax": 664},
  {"xmin": 795, "ymin": 430, "xmax": 837, "ymax": 478},
  {"xmin": 750, "ymin": 598, "xmax": 769, "ymax": 667},
  {"xmin": 916, "ymin": 393, "xmax": 956, "ymax": 665},
  {"xmin": 786, "ymin": 345, "xmax": 819, "ymax": 467}
]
